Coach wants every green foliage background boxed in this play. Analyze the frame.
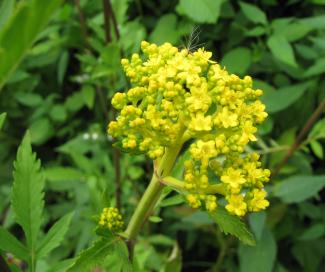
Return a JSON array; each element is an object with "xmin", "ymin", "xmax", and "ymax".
[{"xmin": 0, "ymin": 0, "xmax": 325, "ymax": 271}]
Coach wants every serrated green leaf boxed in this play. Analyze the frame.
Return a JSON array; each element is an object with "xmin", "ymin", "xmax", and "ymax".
[
  {"xmin": 176, "ymin": 0, "xmax": 224, "ymax": 24},
  {"xmin": 67, "ymin": 237, "xmax": 120, "ymax": 272},
  {"xmin": 0, "ymin": 112, "xmax": 6, "ymax": 130},
  {"xmin": 239, "ymin": 2, "xmax": 267, "ymax": 25},
  {"xmin": 12, "ymin": 131, "xmax": 45, "ymax": 251},
  {"xmin": 239, "ymin": 228, "xmax": 276, "ymax": 272},
  {"xmin": 37, "ymin": 212, "xmax": 73, "ymax": 258},
  {"xmin": 0, "ymin": 226, "xmax": 29, "ymax": 260},
  {"xmin": 210, "ymin": 208, "xmax": 256, "ymax": 246},
  {"xmin": 273, "ymin": 175, "xmax": 325, "ymax": 203},
  {"xmin": 267, "ymin": 35, "xmax": 297, "ymax": 67},
  {"xmin": 0, "ymin": 0, "xmax": 64, "ymax": 90},
  {"xmin": 114, "ymin": 239, "xmax": 132, "ymax": 272}
]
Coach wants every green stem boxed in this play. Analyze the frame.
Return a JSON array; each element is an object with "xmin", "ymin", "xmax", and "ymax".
[{"xmin": 123, "ymin": 144, "xmax": 183, "ymax": 241}]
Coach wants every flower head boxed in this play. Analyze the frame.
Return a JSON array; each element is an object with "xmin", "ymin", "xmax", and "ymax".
[
  {"xmin": 108, "ymin": 41, "xmax": 270, "ymax": 216},
  {"xmin": 99, "ymin": 207, "xmax": 124, "ymax": 232}
]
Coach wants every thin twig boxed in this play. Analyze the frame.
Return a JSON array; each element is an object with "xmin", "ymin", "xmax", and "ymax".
[
  {"xmin": 102, "ymin": 0, "xmax": 112, "ymax": 43},
  {"xmin": 272, "ymin": 99, "xmax": 325, "ymax": 177},
  {"xmin": 74, "ymin": 0, "xmax": 89, "ymax": 47},
  {"xmin": 96, "ymin": 87, "xmax": 109, "ymax": 121}
]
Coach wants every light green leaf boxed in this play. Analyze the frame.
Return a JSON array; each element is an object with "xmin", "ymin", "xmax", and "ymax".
[
  {"xmin": 29, "ymin": 117, "xmax": 53, "ymax": 145},
  {"xmin": 15, "ymin": 92, "xmax": 43, "ymax": 107},
  {"xmin": 301, "ymin": 15, "xmax": 325, "ymax": 29},
  {"xmin": 67, "ymin": 237, "xmax": 123, "ymax": 272},
  {"xmin": 37, "ymin": 212, "xmax": 73, "ymax": 258},
  {"xmin": 0, "ymin": 226, "xmax": 29, "ymax": 260},
  {"xmin": 310, "ymin": 141, "xmax": 324, "ymax": 159},
  {"xmin": 304, "ymin": 57, "xmax": 325, "ymax": 77},
  {"xmin": 49, "ymin": 105, "xmax": 67, "ymax": 122},
  {"xmin": 0, "ymin": 0, "xmax": 64, "ymax": 90},
  {"xmin": 176, "ymin": 0, "xmax": 224, "ymax": 24},
  {"xmin": 239, "ymin": 228, "xmax": 276, "ymax": 272},
  {"xmin": 210, "ymin": 208, "xmax": 256, "ymax": 246},
  {"xmin": 12, "ymin": 132, "xmax": 45, "ymax": 251},
  {"xmin": 44, "ymin": 167, "xmax": 84, "ymax": 182},
  {"xmin": 149, "ymin": 216, "xmax": 163, "ymax": 223},
  {"xmin": 239, "ymin": 2, "xmax": 267, "ymax": 25},
  {"xmin": 221, "ymin": 47, "xmax": 251, "ymax": 75},
  {"xmin": 0, "ymin": 112, "xmax": 6, "ymax": 130},
  {"xmin": 57, "ymin": 51, "xmax": 69, "ymax": 85},
  {"xmin": 0, "ymin": 0, "xmax": 15, "ymax": 30},
  {"xmin": 81, "ymin": 85, "xmax": 95, "ymax": 109},
  {"xmin": 245, "ymin": 26, "xmax": 266, "ymax": 37},
  {"xmin": 273, "ymin": 175, "xmax": 325, "ymax": 203},
  {"xmin": 149, "ymin": 14, "xmax": 179, "ymax": 45},
  {"xmin": 271, "ymin": 19, "xmax": 312, "ymax": 42},
  {"xmin": 267, "ymin": 35, "xmax": 297, "ymax": 67},
  {"xmin": 160, "ymin": 194, "xmax": 184, "ymax": 207},
  {"xmin": 261, "ymin": 81, "xmax": 310, "ymax": 113}
]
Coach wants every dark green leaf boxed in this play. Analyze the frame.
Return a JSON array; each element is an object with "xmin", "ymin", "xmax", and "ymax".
[
  {"xmin": 261, "ymin": 82, "xmax": 310, "ymax": 113},
  {"xmin": 0, "ymin": 112, "xmax": 6, "ymax": 130},
  {"xmin": 239, "ymin": 228, "xmax": 276, "ymax": 272},
  {"xmin": 249, "ymin": 212, "xmax": 266, "ymax": 241},
  {"xmin": 273, "ymin": 175, "xmax": 325, "ymax": 203},
  {"xmin": 0, "ymin": 226, "xmax": 28, "ymax": 260},
  {"xmin": 67, "ymin": 237, "xmax": 129, "ymax": 272},
  {"xmin": 298, "ymin": 224, "xmax": 325, "ymax": 241},
  {"xmin": 12, "ymin": 132, "xmax": 45, "ymax": 251},
  {"xmin": 210, "ymin": 208, "xmax": 256, "ymax": 246},
  {"xmin": 37, "ymin": 212, "xmax": 73, "ymax": 258}
]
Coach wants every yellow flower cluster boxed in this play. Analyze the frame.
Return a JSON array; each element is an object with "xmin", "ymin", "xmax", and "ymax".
[
  {"xmin": 99, "ymin": 207, "xmax": 124, "ymax": 232},
  {"xmin": 108, "ymin": 41, "xmax": 270, "ymax": 217}
]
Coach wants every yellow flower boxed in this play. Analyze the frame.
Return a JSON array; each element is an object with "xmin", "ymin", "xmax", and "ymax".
[
  {"xmin": 188, "ymin": 113, "xmax": 212, "ymax": 132},
  {"xmin": 214, "ymin": 107, "xmax": 238, "ymax": 128},
  {"xmin": 247, "ymin": 189, "xmax": 269, "ymax": 212},
  {"xmin": 221, "ymin": 167, "xmax": 246, "ymax": 193},
  {"xmin": 226, "ymin": 194, "xmax": 247, "ymax": 216}
]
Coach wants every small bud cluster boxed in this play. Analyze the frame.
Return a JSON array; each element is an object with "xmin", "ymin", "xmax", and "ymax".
[
  {"xmin": 99, "ymin": 207, "xmax": 124, "ymax": 232},
  {"xmin": 108, "ymin": 41, "xmax": 270, "ymax": 216}
]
